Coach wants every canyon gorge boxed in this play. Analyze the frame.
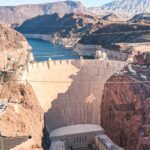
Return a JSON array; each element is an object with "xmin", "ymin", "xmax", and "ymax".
[{"xmin": 0, "ymin": 0, "xmax": 150, "ymax": 150}]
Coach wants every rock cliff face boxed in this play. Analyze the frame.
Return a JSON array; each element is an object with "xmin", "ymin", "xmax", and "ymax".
[
  {"xmin": 16, "ymin": 13, "xmax": 98, "ymax": 35},
  {"xmin": 16, "ymin": 13, "xmax": 100, "ymax": 48},
  {"xmin": 0, "ymin": 82, "xmax": 44, "ymax": 150},
  {"xmin": 0, "ymin": 25, "xmax": 44, "ymax": 150},
  {"xmin": 79, "ymin": 22, "xmax": 150, "ymax": 57},
  {"xmin": 134, "ymin": 52, "xmax": 150, "ymax": 64},
  {"xmin": 101, "ymin": 53, "xmax": 150, "ymax": 150},
  {"xmin": 79, "ymin": 23, "xmax": 150, "ymax": 46},
  {"xmin": 0, "ymin": 24, "xmax": 31, "ymax": 69},
  {"xmin": 101, "ymin": 13, "xmax": 121, "ymax": 21}
]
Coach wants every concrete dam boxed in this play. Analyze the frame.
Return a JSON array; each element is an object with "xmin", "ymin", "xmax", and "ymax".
[{"xmin": 22, "ymin": 59, "xmax": 126, "ymax": 132}]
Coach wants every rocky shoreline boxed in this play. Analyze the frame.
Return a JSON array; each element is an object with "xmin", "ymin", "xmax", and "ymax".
[
  {"xmin": 24, "ymin": 34, "xmax": 53, "ymax": 43},
  {"xmin": 24, "ymin": 34, "xmax": 130, "ymax": 61},
  {"xmin": 24, "ymin": 34, "xmax": 91, "ymax": 57}
]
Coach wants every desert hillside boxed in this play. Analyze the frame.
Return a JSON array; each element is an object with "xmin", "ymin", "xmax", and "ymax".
[
  {"xmin": 91, "ymin": 0, "xmax": 150, "ymax": 17},
  {"xmin": 16, "ymin": 13, "xmax": 99, "ymax": 36},
  {"xmin": 0, "ymin": 1, "xmax": 88, "ymax": 26}
]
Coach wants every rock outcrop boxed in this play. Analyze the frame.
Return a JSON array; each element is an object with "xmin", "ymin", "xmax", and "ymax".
[
  {"xmin": 129, "ymin": 13, "xmax": 150, "ymax": 24},
  {"xmin": 79, "ymin": 23, "xmax": 150, "ymax": 46},
  {"xmin": 16, "ymin": 13, "xmax": 100, "ymax": 48},
  {"xmin": 101, "ymin": 13, "xmax": 122, "ymax": 22},
  {"xmin": 16, "ymin": 13, "xmax": 98, "ymax": 35},
  {"xmin": 79, "ymin": 22, "xmax": 150, "ymax": 58},
  {"xmin": 0, "ymin": 24, "xmax": 31, "ymax": 69},
  {"xmin": 0, "ymin": 82, "xmax": 44, "ymax": 150},
  {"xmin": 0, "ymin": 24, "xmax": 44, "ymax": 150},
  {"xmin": 101, "ymin": 52, "xmax": 150, "ymax": 150},
  {"xmin": 134, "ymin": 52, "xmax": 150, "ymax": 64}
]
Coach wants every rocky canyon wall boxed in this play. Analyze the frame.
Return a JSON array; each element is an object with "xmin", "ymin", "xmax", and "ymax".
[
  {"xmin": 0, "ymin": 79, "xmax": 44, "ymax": 150},
  {"xmin": 0, "ymin": 24, "xmax": 44, "ymax": 150},
  {"xmin": 101, "ymin": 63, "xmax": 150, "ymax": 150}
]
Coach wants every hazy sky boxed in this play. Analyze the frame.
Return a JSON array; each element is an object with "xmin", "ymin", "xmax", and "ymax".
[{"xmin": 0, "ymin": 0, "xmax": 112, "ymax": 7}]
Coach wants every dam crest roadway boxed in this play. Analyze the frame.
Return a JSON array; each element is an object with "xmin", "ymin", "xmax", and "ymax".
[{"xmin": 21, "ymin": 58, "xmax": 127, "ymax": 132}]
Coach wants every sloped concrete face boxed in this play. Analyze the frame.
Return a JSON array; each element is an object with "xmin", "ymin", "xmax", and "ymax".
[{"xmin": 23, "ymin": 59, "xmax": 126, "ymax": 132}]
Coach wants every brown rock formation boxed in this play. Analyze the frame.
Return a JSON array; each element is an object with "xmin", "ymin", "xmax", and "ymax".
[
  {"xmin": 134, "ymin": 52, "xmax": 150, "ymax": 64},
  {"xmin": 0, "ymin": 81, "xmax": 44, "ymax": 150},
  {"xmin": 0, "ymin": 24, "xmax": 31, "ymax": 69},
  {"xmin": 101, "ymin": 76, "xmax": 150, "ymax": 149},
  {"xmin": 101, "ymin": 54, "xmax": 150, "ymax": 150},
  {"xmin": 16, "ymin": 13, "xmax": 99, "ymax": 37},
  {"xmin": 0, "ymin": 24, "xmax": 44, "ymax": 150},
  {"xmin": 79, "ymin": 23, "xmax": 150, "ymax": 47}
]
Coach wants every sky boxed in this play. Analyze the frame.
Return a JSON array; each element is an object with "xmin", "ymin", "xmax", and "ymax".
[{"xmin": 0, "ymin": 0, "xmax": 112, "ymax": 7}]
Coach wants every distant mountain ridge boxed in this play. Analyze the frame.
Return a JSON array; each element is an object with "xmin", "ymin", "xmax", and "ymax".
[
  {"xmin": 0, "ymin": 1, "xmax": 88, "ymax": 26},
  {"xmin": 1, "ymin": 0, "xmax": 150, "ymax": 26},
  {"xmin": 91, "ymin": 0, "xmax": 150, "ymax": 16}
]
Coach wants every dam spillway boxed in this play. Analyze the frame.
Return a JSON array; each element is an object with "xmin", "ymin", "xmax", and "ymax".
[{"xmin": 22, "ymin": 59, "xmax": 127, "ymax": 132}]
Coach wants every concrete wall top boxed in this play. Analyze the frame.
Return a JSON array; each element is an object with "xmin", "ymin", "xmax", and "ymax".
[{"xmin": 27, "ymin": 59, "xmax": 127, "ymax": 72}]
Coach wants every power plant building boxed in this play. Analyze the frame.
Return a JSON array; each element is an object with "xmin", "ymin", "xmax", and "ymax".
[{"xmin": 49, "ymin": 124, "xmax": 124, "ymax": 150}]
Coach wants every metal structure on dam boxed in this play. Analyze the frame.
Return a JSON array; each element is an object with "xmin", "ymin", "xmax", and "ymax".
[{"xmin": 22, "ymin": 59, "xmax": 127, "ymax": 132}]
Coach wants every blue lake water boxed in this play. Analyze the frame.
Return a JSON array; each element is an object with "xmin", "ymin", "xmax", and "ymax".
[{"xmin": 27, "ymin": 38, "xmax": 80, "ymax": 61}]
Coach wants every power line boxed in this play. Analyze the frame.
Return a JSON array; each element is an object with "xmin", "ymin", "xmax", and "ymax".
[{"xmin": 12, "ymin": 79, "xmax": 150, "ymax": 84}]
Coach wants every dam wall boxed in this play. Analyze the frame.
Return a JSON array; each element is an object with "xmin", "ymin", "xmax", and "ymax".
[{"xmin": 22, "ymin": 59, "xmax": 127, "ymax": 132}]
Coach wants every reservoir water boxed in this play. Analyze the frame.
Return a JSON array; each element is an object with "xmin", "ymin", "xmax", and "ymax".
[{"xmin": 27, "ymin": 38, "xmax": 80, "ymax": 61}]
